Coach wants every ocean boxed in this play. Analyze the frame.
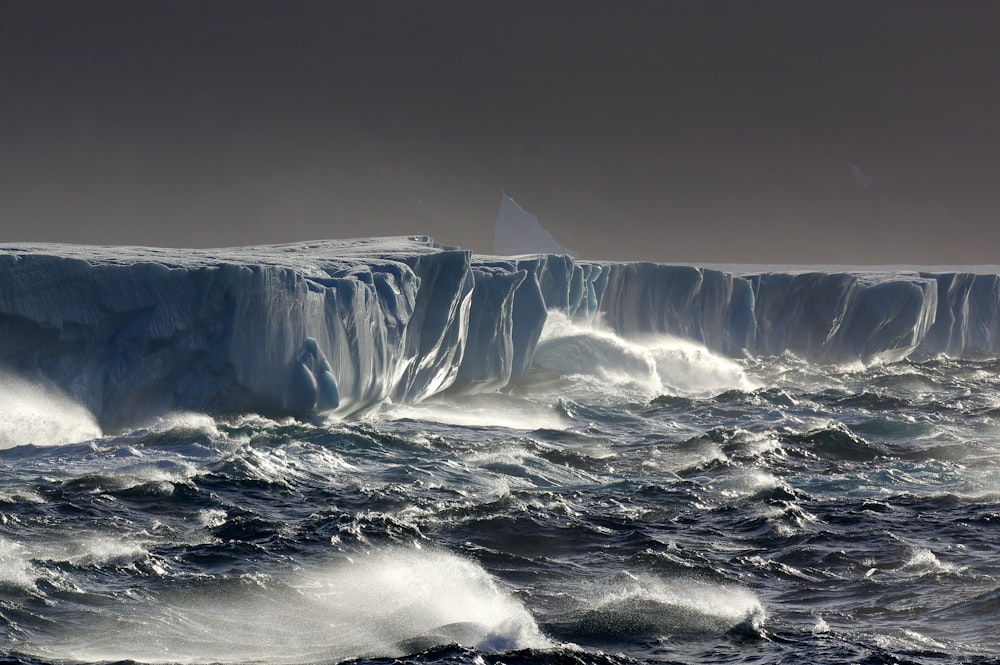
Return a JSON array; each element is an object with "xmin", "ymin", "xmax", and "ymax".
[{"xmin": 3, "ymin": 312, "xmax": 999, "ymax": 665}]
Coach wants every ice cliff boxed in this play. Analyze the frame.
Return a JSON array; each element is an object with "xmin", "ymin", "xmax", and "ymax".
[{"xmin": 2, "ymin": 237, "xmax": 999, "ymax": 429}]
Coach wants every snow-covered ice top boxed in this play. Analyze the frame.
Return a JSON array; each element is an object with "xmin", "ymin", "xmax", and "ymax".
[
  {"xmin": 0, "ymin": 235, "xmax": 449, "ymax": 271},
  {"xmin": 2, "ymin": 236, "xmax": 1000, "ymax": 430}
]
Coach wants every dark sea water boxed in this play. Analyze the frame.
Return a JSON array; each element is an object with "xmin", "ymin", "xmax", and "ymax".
[{"xmin": 3, "ymin": 315, "xmax": 1000, "ymax": 664}]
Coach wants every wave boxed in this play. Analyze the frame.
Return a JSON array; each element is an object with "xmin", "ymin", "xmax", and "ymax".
[
  {"xmin": 374, "ymin": 392, "xmax": 571, "ymax": 431},
  {"xmin": 23, "ymin": 547, "xmax": 550, "ymax": 664},
  {"xmin": 554, "ymin": 571, "xmax": 766, "ymax": 642},
  {"xmin": 526, "ymin": 312, "xmax": 756, "ymax": 402},
  {"xmin": 0, "ymin": 536, "xmax": 39, "ymax": 591}
]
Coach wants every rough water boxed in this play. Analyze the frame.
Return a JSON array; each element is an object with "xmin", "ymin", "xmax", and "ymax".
[{"xmin": 3, "ymin": 314, "xmax": 1000, "ymax": 665}]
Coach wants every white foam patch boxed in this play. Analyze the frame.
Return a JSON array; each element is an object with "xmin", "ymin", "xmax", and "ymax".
[
  {"xmin": 640, "ymin": 440, "xmax": 727, "ymax": 476},
  {"xmin": 146, "ymin": 412, "xmax": 222, "ymax": 438},
  {"xmin": 217, "ymin": 443, "xmax": 356, "ymax": 492},
  {"xmin": 376, "ymin": 392, "xmax": 570, "ymax": 431},
  {"xmin": 647, "ymin": 337, "xmax": 758, "ymax": 395},
  {"xmin": 0, "ymin": 537, "xmax": 38, "ymax": 590},
  {"xmin": 0, "ymin": 372, "xmax": 101, "ymax": 448},
  {"xmin": 35, "ymin": 534, "xmax": 150, "ymax": 567},
  {"xmin": 195, "ymin": 508, "xmax": 228, "ymax": 529},
  {"xmin": 0, "ymin": 488, "xmax": 45, "ymax": 504},
  {"xmin": 867, "ymin": 628, "xmax": 950, "ymax": 652},
  {"xmin": 902, "ymin": 547, "xmax": 965, "ymax": 575},
  {"xmin": 583, "ymin": 572, "xmax": 766, "ymax": 637},
  {"xmin": 37, "ymin": 548, "xmax": 551, "ymax": 664},
  {"xmin": 529, "ymin": 312, "xmax": 756, "ymax": 402},
  {"xmin": 116, "ymin": 460, "xmax": 198, "ymax": 485},
  {"xmin": 717, "ymin": 469, "xmax": 783, "ymax": 498},
  {"xmin": 464, "ymin": 445, "xmax": 598, "ymax": 489}
]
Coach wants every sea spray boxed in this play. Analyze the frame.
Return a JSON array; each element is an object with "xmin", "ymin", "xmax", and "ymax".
[
  {"xmin": 34, "ymin": 548, "xmax": 550, "ymax": 664},
  {"xmin": 530, "ymin": 311, "xmax": 755, "ymax": 402},
  {"xmin": 0, "ymin": 373, "xmax": 101, "ymax": 448}
]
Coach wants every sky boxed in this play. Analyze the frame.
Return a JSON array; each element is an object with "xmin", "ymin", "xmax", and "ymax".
[{"xmin": 1, "ymin": 0, "xmax": 999, "ymax": 264}]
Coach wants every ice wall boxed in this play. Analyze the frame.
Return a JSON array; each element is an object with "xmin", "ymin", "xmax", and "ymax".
[
  {"xmin": 915, "ymin": 272, "xmax": 1000, "ymax": 358},
  {"xmin": 2, "ymin": 238, "xmax": 999, "ymax": 429},
  {"xmin": 0, "ymin": 239, "xmax": 441, "ymax": 430},
  {"xmin": 545, "ymin": 260, "xmax": 997, "ymax": 362}
]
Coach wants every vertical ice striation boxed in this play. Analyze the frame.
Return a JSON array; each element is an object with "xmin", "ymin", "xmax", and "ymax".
[
  {"xmin": 916, "ymin": 272, "xmax": 1000, "ymax": 358},
  {"xmin": 747, "ymin": 272, "xmax": 937, "ymax": 363},
  {"xmin": 3, "ymin": 237, "xmax": 1000, "ymax": 429},
  {"xmin": 389, "ymin": 249, "xmax": 475, "ymax": 402},
  {"xmin": 452, "ymin": 266, "xmax": 527, "ymax": 392},
  {"xmin": 597, "ymin": 263, "xmax": 756, "ymax": 356},
  {"xmin": 0, "ymin": 240, "xmax": 435, "ymax": 429}
]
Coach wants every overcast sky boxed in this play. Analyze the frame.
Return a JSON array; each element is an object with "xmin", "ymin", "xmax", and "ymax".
[{"xmin": 2, "ymin": 1, "xmax": 999, "ymax": 263}]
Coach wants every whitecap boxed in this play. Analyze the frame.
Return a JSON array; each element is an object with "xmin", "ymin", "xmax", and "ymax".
[
  {"xmin": 375, "ymin": 391, "xmax": 571, "ymax": 431},
  {"xmin": 902, "ymin": 547, "xmax": 965, "ymax": 575},
  {"xmin": 35, "ymin": 547, "xmax": 551, "ymax": 664},
  {"xmin": 0, "ymin": 537, "xmax": 38, "ymax": 590},
  {"xmin": 527, "ymin": 312, "xmax": 756, "ymax": 403},
  {"xmin": 569, "ymin": 572, "xmax": 766, "ymax": 639},
  {"xmin": 40, "ymin": 533, "xmax": 150, "ymax": 567}
]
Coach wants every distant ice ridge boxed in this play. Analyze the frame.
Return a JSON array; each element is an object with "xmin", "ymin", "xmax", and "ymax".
[
  {"xmin": 2, "ymin": 237, "xmax": 1000, "ymax": 429},
  {"xmin": 493, "ymin": 193, "xmax": 575, "ymax": 257}
]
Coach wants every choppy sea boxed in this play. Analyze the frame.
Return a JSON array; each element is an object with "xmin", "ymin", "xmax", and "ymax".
[{"xmin": 3, "ymin": 313, "xmax": 1000, "ymax": 664}]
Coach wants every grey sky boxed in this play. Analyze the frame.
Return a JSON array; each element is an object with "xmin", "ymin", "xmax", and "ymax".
[{"xmin": 1, "ymin": 1, "xmax": 998, "ymax": 263}]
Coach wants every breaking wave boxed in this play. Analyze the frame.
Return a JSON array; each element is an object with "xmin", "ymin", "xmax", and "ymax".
[
  {"xmin": 527, "ymin": 311, "xmax": 756, "ymax": 401},
  {"xmin": 29, "ymin": 548, "xmax": 550, "ymax": 664}
]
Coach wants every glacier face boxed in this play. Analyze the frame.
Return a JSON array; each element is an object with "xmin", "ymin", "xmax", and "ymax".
[{"xmin": 2, "ymin": 238, "xmax": 999, "ymax": 430}]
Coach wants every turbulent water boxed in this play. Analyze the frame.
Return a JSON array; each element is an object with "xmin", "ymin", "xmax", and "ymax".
[{"xmin": 3, "ymin": 313, "xmax": 1000, "ymax": 665}]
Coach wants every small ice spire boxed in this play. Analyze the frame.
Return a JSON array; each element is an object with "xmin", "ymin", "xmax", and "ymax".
[{"xmin": 493, "ymin": 193, "xmax": 575, "ymax": 256}]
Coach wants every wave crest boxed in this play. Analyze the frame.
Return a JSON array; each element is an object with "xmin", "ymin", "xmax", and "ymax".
[
  {"xmin": 528, "ymin": 312, "xmax": 756, "ymax": 401},
  {"xmin": 562, "ymin": 572, "xmax": 766, "ymax": 641}
]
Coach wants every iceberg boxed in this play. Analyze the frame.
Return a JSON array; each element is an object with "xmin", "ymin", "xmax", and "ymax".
[
  {"xmin": 2, "ymin": 236, "xmax": 1000, "ymax": 430},
  {"xmin": 0, "ymin": 238, "xmax": 450, "ymax": 430},
  {"xmin": 493, "ymin": 193, "xmax": 575, "ymax": 257}
]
